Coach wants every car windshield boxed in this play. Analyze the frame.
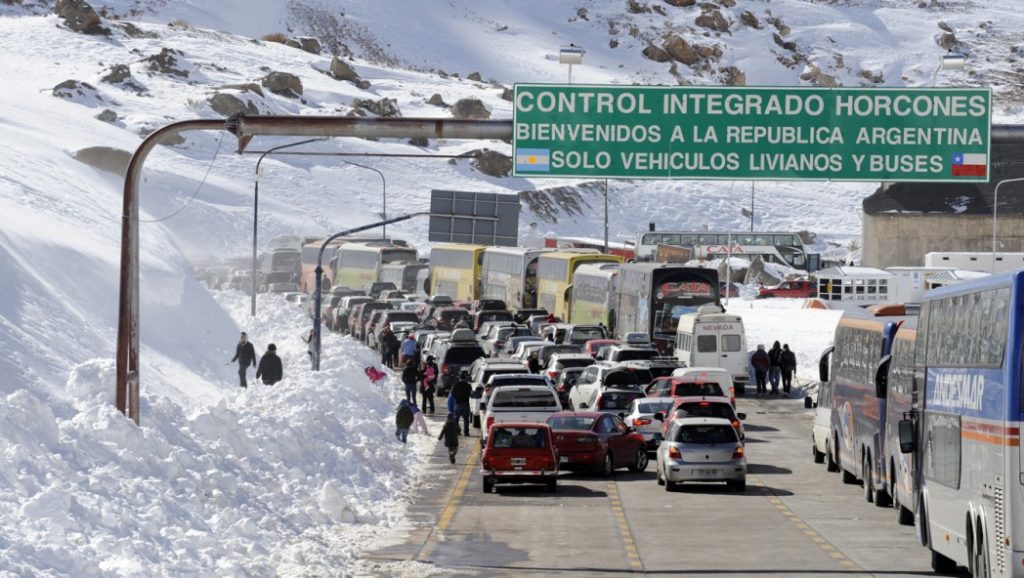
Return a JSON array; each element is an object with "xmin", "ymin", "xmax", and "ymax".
[
  {"xmin": 672, "ymin": 381, "xmax": 725, "ymax": 397},
  {"xmin": 490, "ymin": 427, "xmax": 548, "ymax": 449},
  {"xmin": 603, "ymin": 371, "xmax": 644, "ymax": 387},
  {"xmin": 598, "ymin": 391, "xmax": 645, "ymax": 410},
  {"xmin": 439, "ymin": 309, "xmax": 468, "ymax": 321},
  {"xmin": 557, "ymin": 358, "xmax": 594, "ymax": 369},
  {"xmin": 547, "ymin": 415, "xmax": 596, "ymax": 430},
  {"xmin": 676, "ymin": 425, "xmax": 737, "ymax": 444},
  {"xmin": 637, "ymin": 400, "xmax": 674, "ymax": 414},
  {"xmin": 445, "ymin": 347, "xmax": 485, "ymax": 364},
  {"xmin": 675, "ymin": 403, "xmax": 733, "ymax": 420},
  {"xmin": 483, "ymin": 368, "xmax": 528, "ymax": 382},
  {"xmin": 615, "ymin": 349, "xmax": 658, "ymax": 361},
  {"xmin": 571, "ymin": 327, "xmax": 605, "ymax": 341},
  {"xmin": 491, "ymin": 390, "xmax": 558, "ymax": 408},
  {"xmin": 386, "ymin": 312, "xmax": 419, "ymax": 323}
]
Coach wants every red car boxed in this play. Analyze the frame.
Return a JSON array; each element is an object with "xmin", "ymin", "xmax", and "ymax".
[
  {"xmin": 583, "ymin": 339, "xmax": 619, "ymax": 358},
  {"xmin": 547, "ymin": 412, "xmax": 649, "ymax": 476},
  {"xmin": 656, "ymin": 396, "xmax": 746, "ymax": 441},
  {"xmin": 481, "ymin": 423, "xmax": 559, "ymax": 493},
  {"xmin": 757, "ymin": 279, "xmax": 816, "ymax": 299}
]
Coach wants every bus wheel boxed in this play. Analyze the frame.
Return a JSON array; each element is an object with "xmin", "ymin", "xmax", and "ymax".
[
  {"xmin": 812, "ymin": 441, "xmax": 825, "ymax": 464},
  {"xmin": 931, "ymin": 549, "xmax": 957, "ymax": 573},
  {"xmin": 972, "ymin": 527, "xmax": 990, "ymax": 578},
  {"xmin": 839, "ymin": 446, "xmax": 857, "ymax": 484},
  {"xmin": 826, "ymin": 441, "xmax": 839, "ymax": 472}
]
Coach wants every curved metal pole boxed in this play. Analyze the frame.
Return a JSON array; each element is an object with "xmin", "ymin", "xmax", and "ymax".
[
  {"xmin": 338, "ymin": 160, "xmax": 387, "ymax": 237},
  {"xmin": 117, "ymin": 119, "xmax": 226, "ymax": 424},
  {"xmin": 251, "ymin": 138, "xmax": 325, "ymax": 317},
  {"xmin": 992, "ymin": 178, "xmax": 1024, "ymax": 273}
]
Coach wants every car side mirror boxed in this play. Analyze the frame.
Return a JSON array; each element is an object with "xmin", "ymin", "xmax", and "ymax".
[
  {"xmin": 804, "ymin": 396, "xmax": 815, "ymax": 409},
  {"xmin": 874, "ymin": 355, "xmax": 891, "ymax": 399},
  {"xmin": 654, "ymin": 412, "xmax": 664, "ymax": 422},
  {"xmin": 898, "ymin": 419, "xmax": 916, "ymax": 454},
  {"xmin": 737, "ymin": 413, "xmax": 747, "ymax": 421}
]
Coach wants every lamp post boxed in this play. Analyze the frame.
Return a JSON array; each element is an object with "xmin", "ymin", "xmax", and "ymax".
[
  {"xmin": 992, "ymin": 178, "xmax": 1024, "ymax": 273},
  {"xmin": 338, "ymin": 160, "xmax": 387, "ymax": 237},
  {"xmin": 559, "ymin": 44, "xmax": 585, "ymax": 84},
  {"xmin": 252, "ymin": 138, "xmax": 324, "ymax": 317}
]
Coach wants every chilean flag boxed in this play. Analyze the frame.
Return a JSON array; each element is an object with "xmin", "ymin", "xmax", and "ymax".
[{"xmin": 951, "ymin": 152, "xmax": 987, "ymax": 177}]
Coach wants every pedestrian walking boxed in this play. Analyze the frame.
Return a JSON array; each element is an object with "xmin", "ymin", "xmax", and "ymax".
[
  {"xmin": 255, "ymin": 343, "xmax": 283, "ymax": 385},
  {"xmin": 401, "ymin": 358, "xmax": 420, "ymax": 402},
  {"xmin": 379, "ymin": 323, "xmax": 399, "ymax": 369},
  {"xmin": 304, "ymin": 329, "xmax": 315, "ymax": 368},
  {"xmin": 780, "ymin": 344, "xmax": 797, "ymax": 395},
  {"xmin": 230, "ymin": 332, "xmax": 257, "ymax": 388},
  {"xmin": 409, "ymin": 401, "xmax": 430, "ymax": 435},
  {"xmin": 751, "ymin": 344, "xmax": 771, "ymax": 396},
  {"xmin": 400, "ymin": 333, "xmax": 418, "ymax": 367},
  {"xmin": 420, "ymin": 357, "xmax": 438, "ymax": 413},
  {"xmin": 768, "ymin": 341, "xmax": 783, "ymax": 394},
  {"xmin": 450, "ymin": 371, "xmax": 473, "ymax": 436},
  {"xmin": 395, "ymin": 400, "xmax": 414, "ymax": 444},
  {"xmin": 438, "ymin": 414, "xmax": 461, "ymax": 464}
]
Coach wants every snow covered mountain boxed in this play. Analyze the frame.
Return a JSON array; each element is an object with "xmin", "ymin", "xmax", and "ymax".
[{"xmin": 1, "ymin": 0, "xmax": 1022, "ymax": 574}]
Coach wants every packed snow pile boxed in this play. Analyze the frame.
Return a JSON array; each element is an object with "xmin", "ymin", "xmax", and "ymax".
[{"xmin": 0, "ymin": 290, "xmax": 433, "ymax": 576}]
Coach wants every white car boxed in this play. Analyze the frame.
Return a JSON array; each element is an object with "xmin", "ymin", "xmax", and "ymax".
[
  {"xmin": 622, "ymin": 397, "xmax": 676, "ymax": 452},
  {"xmin": 670, "ymin": 367, "xmax": 736, "ymax": 405},
  {"xmin": 481, "ymin": 385, "xmax": 562, "ymax": 441},
  {"xmin": 656, "ymin": 417, "xmax": 746, "ymax": 492},
  {"xmin": 568, "ymin": 362, "xmax": 649, "ymax": 411}
]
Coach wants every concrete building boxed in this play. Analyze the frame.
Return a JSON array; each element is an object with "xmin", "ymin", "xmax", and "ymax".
[{"xmin": 861, "ymin": 144, "xmax": 1024, "ymax": 268}]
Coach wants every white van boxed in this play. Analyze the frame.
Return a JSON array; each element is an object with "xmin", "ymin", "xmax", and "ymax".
[{"xmin": 674, "ymin": 305, "xmax": 748, "ymax": 393}]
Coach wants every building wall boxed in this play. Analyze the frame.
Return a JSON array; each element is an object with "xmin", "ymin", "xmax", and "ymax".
[{"xmin": 862, "ymin": 214, "xmax": 1024, "ymax": 268}]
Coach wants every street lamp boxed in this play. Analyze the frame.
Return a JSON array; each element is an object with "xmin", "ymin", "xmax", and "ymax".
[
  {"xmin": 252, "ymin": 138, "xmax": 325, "ymax": 317},
  {"xmin": 991, "ymin": 178, "xmax": 1024, "ymax": 273},
  {"xmin": 559, "ymin": 44, "xmax": 584, "ymax": 84},
  {"xmin": 337, "ymin": 160, "xmax": 387, "ymax": 237}
]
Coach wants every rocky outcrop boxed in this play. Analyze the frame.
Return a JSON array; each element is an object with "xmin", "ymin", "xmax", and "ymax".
[
  {"xmin": 55, "ymin": 0, "xmax": 109, "ymax": 35},
  {"xmin": 720, "ymin": 66, "xmax": 746, "ymax": 86},
  {"xmin": 800, "ymin": 65, "xmax": 839, "ymax": 87},
  {"xmin": 352, "ymin": 97, "xmax": 401, "ymax": 117},
  {"xmin": 427, "ymin": 93, "xmax": 447, "ymax": 107},
  {"xmin": 466, "ymin": 71, "xmax": 482, "ymax": 82},
  {"xmin": 450, "ymin": 98, "xmax": 491, "ymax": 120},
  {"xmin": 261, "ymin": 71, "xmax": 303, "ymax": 98},
  {"xmin": 95, "ymin": 109, "xmax": 118, "ymax": 123},
  {"xmin": 740, "ymin": 11, "xmax": 761, "ymax": 29},
  {"xmin": 100, "ymin": 64, "xmax": 131, "ymax": 84},
  {"xmin": 52, "ymin": 80, "xmax": 103, "ymax": 105},
  {"xmin": 936, "ymin": 31, "xmax": 957, "ymax": 50},
  {"xmin": 663, "ymin": 0, "xmax": 696, "ymax": 6},
  {"xmin": 144, "ymin": 48, "xmax": 189, "ymax": 78},
  {"xmin": 208, "ymin": 93, "xmax": 259, "ymax": 116},
  {"xmin": 642, "ymin": 45, "xmax": 673, "ymax": 62},
  {"xmin": 72, "ymin": 146, "xmax": 132, "ymax": 176},
  {"xmin": 468, "ymin": 149, "xmax": 512, "ymax": 178},
  {"xmin": 284, "ymin": 36, "xmax": 322, "ymax": 54},
  {"xmin": 663, "ymin": 34, "xmax": 701, "ymax": 65},
  {"xmin": 329, "ymin": 56, "xmax": 359, "ymax": 82},
  {"xmin": 695, "ymin": 8, "xmax": 730, "ymax": 33}
]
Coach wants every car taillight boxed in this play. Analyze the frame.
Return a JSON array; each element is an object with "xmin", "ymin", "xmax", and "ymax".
[
  {"xmin": 485, "ymin": 416, "xmax": 495, "ymax": 430},
  {"xmin": 633, "ymin": 418, "xmax": 652, "ymax": 426},
  {"xmin": 442, "ymin": 363, "xmax": 449, "ymax": 374},
  {"xmin": 668, "ymin": 446, "xmax": 682, "ymax": 459},
  {"xmin": 548, "ymin": 370, "xmax": 558, "ymax": 379},
  {"xmin": 731, "ymin": 419, "xmax": 741, "ymax": 430},
  {"xmin": 732, "ymin": 446, "xmax": 745, "ymax": 459},
  {"xmin": 482, "ymin": 455, "xmax": 492, "ymax": 469}
]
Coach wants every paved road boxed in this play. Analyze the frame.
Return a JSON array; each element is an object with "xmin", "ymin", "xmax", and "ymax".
[{"xmin": 363, "ymin": 396, "xmax": 942, "ymax": 577}]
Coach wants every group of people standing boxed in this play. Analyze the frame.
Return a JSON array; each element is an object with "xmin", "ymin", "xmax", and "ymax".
[{"xmin": 750, "ymin": 340, "xmax": 797, "ymax": 396}]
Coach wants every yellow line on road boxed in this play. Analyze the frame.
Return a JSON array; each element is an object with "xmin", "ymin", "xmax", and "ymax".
[
  {"xmin": 607, "ymin": 479, "xmax": 645, "ymax": 575},
  {"xmin": 436, "ymin": 442, "xmax": 480, "ymax": 532}
]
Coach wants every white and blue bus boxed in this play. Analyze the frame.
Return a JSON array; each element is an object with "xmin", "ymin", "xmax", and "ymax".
[{"xmin": 897, "ymin": 272, "xmax": 1018, "ymax": 575}]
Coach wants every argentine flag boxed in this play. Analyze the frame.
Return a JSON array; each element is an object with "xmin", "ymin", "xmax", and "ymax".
[{"xmin": 515, "ymin": 148, "xmax": 550, "ymax": 172}]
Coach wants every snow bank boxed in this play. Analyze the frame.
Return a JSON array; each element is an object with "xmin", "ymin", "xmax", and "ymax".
[{"xmin": 0, "ymin": 291, "xmax": 434, "ymax": 576}]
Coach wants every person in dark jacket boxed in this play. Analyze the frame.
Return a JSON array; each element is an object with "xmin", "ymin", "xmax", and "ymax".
[
  {"xmin": 751, "ymin": 344, "xmax": 771, "ymax": 396},
  {"xmin": 395, "ymin": 400, "xmax": 414, "ymax": 444},
  {"xmin": 230, "ymin": 332, "xmax": 257, "ymax": 388},
  {"xmin": 438, "ymin": 414, "xmax": 460, "ymax": 464},
  {"xmin": 768, "ymin": 341, "xmax": 783, "ymax": 394},
  {"xmin": 401, "ymin": 358, "xmax": 420, "ymax": 401},
  {"xmin": 420, "ymin": 357, "xmax": 438, "ymax": 413},
  {"xmin": 255, "ymin": 343, "xmax": 283, "ymax": 385},
  {"xmin": 780, "ymin": 344, "xmax": 797, "ymax": 394},
  {"xmin": 450, "ymin": 371, "xmax": 473, "ymax": 436},
  {"xmin": 380, "ymin": 324, "xmax": 400, "ymax": 369},
  {"xmin": 527, "ymin": 352, "xmax": 542, "ymax": 374}
]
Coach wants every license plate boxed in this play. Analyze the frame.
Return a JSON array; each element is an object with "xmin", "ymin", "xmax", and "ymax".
[
  {"xmin": 511, "ymin": 458, "xmax": 526, "ymax": 466},
  {"xmin": 560, "ymin": 456, "xmax": 568, "ymax": 463},
  {"xmin": 694, "ymin": 469, "xmax": 718, "ymax": 476}
]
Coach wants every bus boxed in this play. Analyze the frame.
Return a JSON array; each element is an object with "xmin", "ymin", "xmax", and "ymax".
[
  {"xmin": 569, "ymin": 263, "xmax": 620, "ymax": 327},
  {"xmin": 819, "ymin": 304, "xmax": 912, "ymax": 506},
  {"xmin": 300, "ymin": 236, "xmax": 409, "ymax": 293},
  {"xmin": 634, "ymin": 230, "xmax": 810, "ymax": 270},
  {"xmin": 897, "ymin": 273, "xmax": 1018, "ymax": 574},
  {"xmin": 480, "ymin": 247, "xmax": 552, "ymax": 311},
  {"xmin": 334, "ymin": 243, "xmax": 418, "ymax": 290},
  {"xmin": 429, "ymin": 243, "xmax": 485, "ymax": 303},
  {"xmin": 544, "ymin": 235, "xmax": 636, "ymax": 261},
  {"xmin": 380, "ymin": 261, "xmax": 429, "ymax": 295},
  {"xmin": 536, "ymin": 252, "xmax": 624, "ymax": 320},
  {"xmin": 613, "ymin": 263, "xmax": 719, "ymax": 353},
  {"xmin": 882, "ymin": 317, "xmax": 918, "ymax": 527}
]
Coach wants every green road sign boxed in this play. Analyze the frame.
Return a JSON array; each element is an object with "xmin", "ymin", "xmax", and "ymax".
[{"xmin": 512, "ymin": 84, "xmax": 991, "ymax": 182}]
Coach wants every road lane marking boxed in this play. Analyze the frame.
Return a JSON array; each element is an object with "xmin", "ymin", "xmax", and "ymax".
[
  {"xmin": 436, "ymin": 442, "xmax": 480, "ymax": 531},
  {"xmin": 607, "ymin": 479, "xmax": 646, "ymax": 575}
]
